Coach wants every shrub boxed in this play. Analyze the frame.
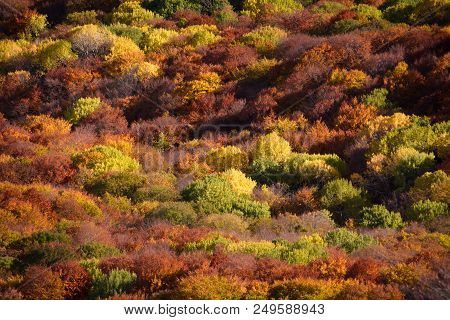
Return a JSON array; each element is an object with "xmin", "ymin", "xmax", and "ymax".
[
  {"xmin": 20, "ymin": 12, "xmax": 47, "ymax": 40},
  {"xmin": 369, "ymin": 121, "xmax": 439, "ymax": 156},
  {"xmin": 312, "ymin": 1, "xmax": 347, "ymax": 14},
  {"xmin": 361, "ymin": 88, "xmax": 393, "ymax": 109},
  {"xmin": 85, "ymin": 171, "xmax": 147, "ymax": 201},
  {"xmin": 35, "ymin": 40, "xmax": 77, "ymax": 70},
  {"xmin": 241, "ymin": 26, "xmax": 288, "ymax": 54},
  {"xmin": 206, "ymin": 146, "xmax": 248, "ymax": 171},
  {"xmin": 69, "ymin": 24, "xmax": 113, "ymax": 57},
  {"xmin": 24, "ymin": 115, "xmax": 71, "ymax": 142},
  {"xmin": 20, "ymin": 266, "xmax": 65, "ymax": 299},
  {"xmin": 269, "ymin": 278, "xmax": 339, "ymax": 300},
  {"xmin": 409, "ymin": 170, "xmax": 449, "ymax": 203},
  {"xmin": 320, "ymin": 179, "xmax": 367, "ymax": 224},
  {"xmin": 104, "ymin": 36, "xmax": 145, "ymax": 75},
  {"xmin": 234, "ymin": 58, "xmax": 280, "ymax": 81},
  {"xmin": 242, "ymin": 0, "xmax": 303, "ymax": 19},
  {"xmin": 67, "ymin": 11, "xmax": 98, "ymax": 25},
  {"xmin": 231, "ymin": 197, "xmax": 271, "ymax": 219},
  {"xmin": 181, "ymin": 25, "xmax": 222, "ymax": 48},
  {"xmin": 64, "ymin": 97, "xmax": 102, "ymax": 125},
  {"xmin": 180, "ymin": 72, "xmax": 222, "ymax": 100},
  {"xmin": 182, "ymin": 174, "xmax": 235, "ymax": 214},
  {"xmin": 221, "ymin": 169, "xmax": 256, "ymax": 195},
  {"xmin": 9, "ymin": 231, "xmax": 70, "ymax": 249},
  {"xmin": 52, "ymin": 261, "xmax": 91, "ymax": 299},
  {"xmin": 406, "ymin": 200, "xmax": 449, "ymax": 222},
  {"xmin": 141, "ymin": 28, "xmax": 179, "ymax": 52},
  {"xmin": 253, "ymin": 132, "xmax": 292, "ymax": 164},
  {"xmin": 148, "ymin": 201, "xmax": 198, "ymax": 226},
  {"xmin": 79, "ymin": 242, "xmax": 121, "ymax": 259},
  {"xmin": 86, "ymin": 264, "xmax": 137, "ymax": 299},
  {"xmin": 200, "ymin": 213, "xmax": 249, "ymax": 232},
  {"xmin": 0, "ymin": 40, "xmax": 23, "ymax": 66},
  {"xmin": 20, "ymin": 244, "xmax": 75, "ymax": 266},
  {"xmin": 330, "ymin": 68, "xmax": 368, "ymax": 90},
  {"xmin": 145, "ymin": 0, "xmax": 201, "ymax": 17},
  {"xmin": 381, "ymin": 263, "xmax": 419, "ymax": 286},
  {"xmin": 390, "ymin": 147, "xmax": 435, "ymax": 190},
  {"xmin": 132, "ymin": 61, "xmax": 161, "ymax": 81},
  {"xmin": 175, "ymin": 274, "xmax": 244, "ymax": 299},
  {"xmin": 72, "ymin": 145, "xmax": 140, "ymax": 177},
  {"xmin": 55, "ymin": 190, "xmax": 103, "ymax": 219},
  {"xmin": 325, "ymin": 228, "xmax": 375, "ymax": 253},
  {"xmin": 359, "ymin": 205, "xmax": 404, "ymax": 229},
  {"xmin": 112, "ymin": 1, "xmax": 161, "ymax": 25},
  {"xmin": 182, "ymin": 174, "xmax": 269, "ymax": 218}
]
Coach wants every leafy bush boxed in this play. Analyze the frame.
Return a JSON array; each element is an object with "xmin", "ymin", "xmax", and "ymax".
[
  {"xmin": 64, "ymin": 97, "xmax": 102, "ymax": 125},
  {"xmin": 325, "ymin": 228, "xmax": 375, "ymax": 253},
  {"xmin": 241, "ymin": 26, "xmax": 288, "ymax": 54},
  {"xmin": 21, "ymin": 266, "xmax": 65, "ymax": 299},
  {"xmin": 104, "ymin": 36, "xmax": 145, "ymax": 75},
  {"xmin": 108, "ymin": 24, "xmax": 145, "ymax": 45},
  {"xmin": 0, "ymin": 40, "xmax": 23, "ymax": 66},
  {"xmin": 390, "ymin": 147, "xmax": 435, "ymax": 190},
  {"xmin": 269, "ymin": 278, "xmax": 340, "ymax": 300},
  {"xmin": 253, "ymin": 132, "xmax": 292, "ymax": 164},
  {"xmin": 200, "ymin": 213, "xmax": 249, "ymax": 232},
  {"xmin": 231, "ymin": 197, "xmax": 271, "ymax": 219},
  {"xmin": 175, "ymin": 274, "xmax": 244, "ymax": 299},
  {"xmin": 85, "ymin": 171, "xmax": 147, "ymax": 201},
  {"xmin": 180, "ymin": 25, "xmax": 222, "ymax": 48},
  {"xmin": 24, "ymin": 115, "xmax": 71, "ymax": 142},
  {"xmin": 85, "ymin": 263, "xmax": 137, "ymax": 299},
  {"xmin": 148, "ymin": 201, "xmax": 198, "ymax": 226},
  {"xmin": 320, "ymin": 179, "xmax": 367, "ymax": 224},
  {"xmin": 72, "ymin": 145, "xmax": 140, "ymax": 177},
  {"xmin": 205, "ymin": 146, "xmax": 248, "ymax": 171},
  {"xmin": 182, "ymin": 174, "xmax": 269, "ymax": 218},
  {"xmin": 182, "ymin": 174, "xmax": 235, "ymax": 214},
  {"xmin": 20, "ymin": 244, "xmax": 75, "ymax": 266},
  {"xmin": 67, "ymin": 11, "xmax": 98, "ymax": 25},
  {"xmin": 141, "ymin": 28, "xmax": 179, "ymax": 52},
  {"xmin": 369, "ymin": 120, "xmax": 443, "ymax": 156},
  {"xmin": 242, "ymin": 0, "xmax": 303, "ymax": 19},
  {"xmin": 144, "ymin": 0, "xmax": 201, "ymax": 17},
  {"xmin": 112, "ymin": 1, "xmax": 161, "ymax": 25},
  {"xmin": 409, "ymin": 170, "xmax": 449, "ymax": 203},
  {"xmin": 133, "ymin": 62, "xmax": 161, "ymax": 81},
  {"xmin": 78, "ymin": 242, "xmax": 121, "ymax": 259},
  {"xmin": 330, "ymin": 68, "xmax": 368, "ymax": 90},
  {"xmin": 359, "ymin": 205, "xmax": 404, "ymax": 229},
  {"xmin": 34, "ymin": 40, "xmax": 77, "ymax": 70},
  {"xmin": 180, "ymin": 72, "xmax": 221, "ymax": 100},
  {"xmin": 361, "ymin": 88, "xmax": 393, "ymax": 109},
  {"xmin": 69, "ymin": 24, "xmax": 113, "ymax": 57},
  {"xmin": 406, "ymin": 200, "xmax": 449, "ymax": 222},
  {"xmin": 221, "ymin": 169, "xmax": 256, "ymax": 195},
  {"xmin": 20, "ymin": 12, "xmax": 47, "ymax": 40}
]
